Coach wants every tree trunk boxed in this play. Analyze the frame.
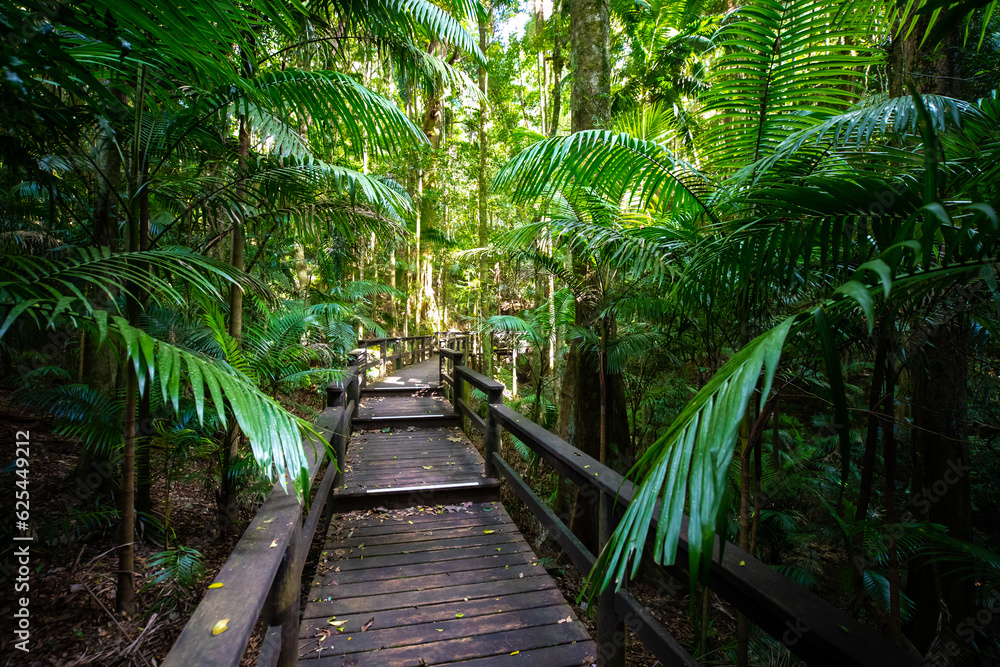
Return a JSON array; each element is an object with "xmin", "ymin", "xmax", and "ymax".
[
  {"xmin": 550, "ymin": 0, "xmax": 564, "ymax": 136},
  {"xmin": 218, "ymin": 107, "xmax": 249, "ymax": 531},
  {"xmin": 116, "ymin": 64, "xmax": 148, "ymax": 616},
  {"xmin": 294, "ymin": 241, "xmax": 309, "ymax": 304},
  {"xmin": 135, "ymin": 181, "xmax": 153, "ymax": 518},
  {"xmin": 850, "ymin": 322, "xmax": 889, "ymax": 598},
  {"xmin": 570, "ymin": 0, "xmax": 610, "ymax": 133},
  {"xmin": 479, "ymin": 8, "xmax": 494, "ymax": 377},
  {"xmin": 906, "ymin": 315, "xmax": 973, "ymax": 656}
]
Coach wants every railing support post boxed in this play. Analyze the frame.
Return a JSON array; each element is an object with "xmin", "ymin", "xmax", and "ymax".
[
  {"xmin": 262, "ymin": 519, "xmax": 301, "ymax": 667},
  {"xmin": 379, "ymin": 340, "xmax": 387, "ymax": 377},
  {"xmin": 452, "ymin": 351, "xmax": 465, "ymax": 412},
  {"xmin": 597, "ymin": 491, "xmax": 626, "ymax": 667},
  {"xmin": 484, "ymin": 387, "xmax": 503, "ymax": 478}
]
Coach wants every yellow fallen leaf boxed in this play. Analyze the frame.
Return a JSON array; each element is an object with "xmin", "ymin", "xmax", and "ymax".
[
  {"xmin": 437, "ymin": 628, "xmax": 444, "ymax": 632},
  {"xmin": 455, "ymin": 613, "xmax": 465, "ymax": 618},
  {"xmin": 212, "ymin": 619, "xmax": 229, "ymax": 635},
  {"xmin": 328, "ymin": 619, "xmax": 348, "ymax": 627},
  {"xmin": 208, "ymin": 583, "xmax": 223, "ymax": 589},
  {"xmin": 422, "ymin": 465, "xmax": 434, "ymax": 470},
  {"xmin": 270, "ymin": 539, "xmax": 278, "ymax": 548},
  {"xmin": 484, "ymin": 530, "xmax": 495, "ymax": 534},
  {"xmin": 510, "ymin": 650, "xmax": 519, "ymax": 655},
  {"xmin": 740, "ymin": 560, "xmax": 746, "ymax": 566}
]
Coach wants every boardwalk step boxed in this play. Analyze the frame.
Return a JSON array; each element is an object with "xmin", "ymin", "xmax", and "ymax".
[{"xmin": 300, "ymin": 503, "xmax": 596, "ymax": 667}]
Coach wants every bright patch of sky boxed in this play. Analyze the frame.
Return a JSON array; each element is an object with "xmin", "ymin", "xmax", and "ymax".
[{"xmin": 495, "ymin": 0, "xmax": 551, "ymax": 45}]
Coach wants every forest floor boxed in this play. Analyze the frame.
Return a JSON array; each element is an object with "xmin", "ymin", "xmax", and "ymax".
[{"xmin": 0, "ymin": 387, "xmax": 326, "ymax": 666}]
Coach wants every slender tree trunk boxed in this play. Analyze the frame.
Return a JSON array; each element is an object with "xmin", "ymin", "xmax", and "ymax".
[
  {"xmin": 907, "ymin": 315, "xmax": 972, "ymax": 655},
  {"xmin": 135, "ymin": 180, "xmax": 153, "ymax": 518},
  {"xmin": 478, "ymin": 8, "xmax": 494, "ymax": 376},
  {"xmin": 851, "ymin": 322, "xmax": 890, "ymax": 598},
  {"xmin": 218, "ymin": 101, "xmax": 250, "ymax": 531},
  {"xmin": 117, "ymin": 65, "xmax": 148, "ymax": 615},
  {"xmin": 75, "ymin": 110, "xmax": 123, "ymax": 491},
  {"xmin": 883, "ymin": 359, "xmax": 903, "ymax": 644},
  {"xmin": 294, "ymin": 242, "xmax": 309, "ymax": 304},
  {"xmin": 550, "ymin": 0, "xmax": 564, "ymax": 135}
]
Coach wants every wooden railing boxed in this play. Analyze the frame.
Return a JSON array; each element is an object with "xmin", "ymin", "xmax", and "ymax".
[
  {"xmin": 354, "ymin": 335, "xmax": 434, "ymax": 385},
  {"xmin": 163, "ymin": 368, "xmax": 360, "ymax": 667},
  {"xmin": 443, "ymin": 360, "xmax": 920, "ymax": 667}
]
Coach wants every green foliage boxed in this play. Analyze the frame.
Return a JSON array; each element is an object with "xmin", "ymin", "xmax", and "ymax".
[{"xmin": 144, "ymin": 546, "xmax": 207, "ymax": 612}]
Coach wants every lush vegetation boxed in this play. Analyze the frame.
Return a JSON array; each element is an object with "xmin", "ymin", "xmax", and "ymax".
[{"xmin": 2, "ymin": 0, "xmax": 1000, "ymax": 663}]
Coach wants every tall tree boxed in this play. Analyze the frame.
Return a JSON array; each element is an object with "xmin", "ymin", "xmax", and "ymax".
[
  {"xmin": 559, "ymin": 0, "xmax": 630, "ymax": 557},
  {"xmin": 479, "ymin": 3, "xmax": 495, "ymax": 377}
]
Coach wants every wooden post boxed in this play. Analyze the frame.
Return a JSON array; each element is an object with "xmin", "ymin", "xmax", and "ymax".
[
  {"xmin": 351, "ymin": 374, "xmax": 360, "ymax": 420},
  {"xmin": 380, "ymin": 340, "xmax": 387, "ymax": 377},
  {"xmin": 453, "ymin": 351, "xmax": 465, "ymax": 412},
  {"xmin": 597, "ymin": 491, "xmax": 626, "ymax": 667},
  {"xmin": 484, "ymin": 386, "xmax": 503, "ymax": 478},
  {"xmin": 332, "ymin": 411, "xmax": 347, "ymax": 488},
  {"xmin": 262, "ymin": 519, "xmax": 301, "ymax": 667}
]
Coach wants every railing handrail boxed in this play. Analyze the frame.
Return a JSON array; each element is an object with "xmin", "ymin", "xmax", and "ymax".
[
  {"xmin": 482, "ymin": 402, "xmax": 920, "ymax": 667},
  {"xmin": 455, "ymin": 364, "xmax": 504, "ymax": 394},
  {"xmin": 164, "ymin": 372, "xmax": 359, "ymax": 667}
]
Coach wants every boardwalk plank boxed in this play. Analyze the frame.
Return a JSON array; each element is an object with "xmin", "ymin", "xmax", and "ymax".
[
  {"xmin": 300, "ymin": 623, "xmax": 592, "ymax": 666},
  {"xmin": 299, "ymin": 588, "xmax": 571, "ymax": 637},
  {"xmin": 310, "ymin": 562, "xmax": 545, "ymax": 600},
  {"xmin": 299, "ymin": 606, "xmax": 575, "ymax": 657},
  {"xmin": 303, "ymin": 569, "xmax": 556, "ymax": 617},
  {"xmin": 314, "ymin": 551, "xmax": 537, "ymax": 586}
]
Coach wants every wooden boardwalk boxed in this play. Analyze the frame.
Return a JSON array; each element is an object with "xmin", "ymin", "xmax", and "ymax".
[
  {"xmin": 366, "ymin": 355, "xmax": 442, "ymax": 390},
  {"xmin": 299, "ymin": 354, "xmax": 596, "ymax": 666}
]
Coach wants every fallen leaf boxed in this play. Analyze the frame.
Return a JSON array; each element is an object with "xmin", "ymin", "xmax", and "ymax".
[
  {"xmin": 208, "ymin": 583, "xmax": 224, "ymax": 589},
  {"xmin": 558, "ymin": 616, "xmax": 573, "ymax": 624},
  {"xmin": 519, "ymin": 573, "xmax": 524, "ymax": 578},
  {"xmin": 484, "ymin": 529, "xmax": 495, "ymax": 534},
  {"xmin": 361, "ymin": 617, "xmax": 374, "ymax": 632},
  {"xmin": 455, "ymin": 613, "xmax": 465, "ymax": 618},
  {"xmin": 269, "ymin": 539, "xmax": 278, "ymax": 548},
  {"xmin": 327, "ymin": 619, "xmax": 348, "ymax": 627},
  {"xmin": 212, "ymin": 619, "xmax": 229, "ymax": 635},
  {"xmin": 422, "ymin": 465, "xmax": 434, "ymax": 470},
  {"xmin": 510, "ymin": 650, "xmax": 519, "ymax": 655}
]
